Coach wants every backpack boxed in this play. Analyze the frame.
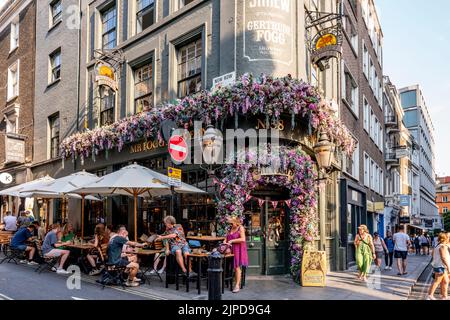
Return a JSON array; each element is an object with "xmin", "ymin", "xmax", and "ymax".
[{"xmin": 96, "ymin": 269, "xmax": 125, "ymax": 286}]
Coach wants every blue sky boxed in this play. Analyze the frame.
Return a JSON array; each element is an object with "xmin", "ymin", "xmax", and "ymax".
[{"xmin": 376, "ymin": 0, "xmax": 450, "ymax": 177}]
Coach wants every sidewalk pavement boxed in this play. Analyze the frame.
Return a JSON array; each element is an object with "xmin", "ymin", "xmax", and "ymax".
[{"xmin": 80, "ymin": 254, "xmax": 431, "ymax": 300}]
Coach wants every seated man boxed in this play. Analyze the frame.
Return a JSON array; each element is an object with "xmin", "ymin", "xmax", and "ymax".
[
  {"xmin": 156, "ymin": 216, "xmax": 195, "ymax": 276},
  {"xmin": 2, "ymin": 211, "xmax": 17, "ymax": 232},
  {"xmin": 10, "ymin": 224, "xmax": 38, "ymax": 265},
  {"xmin": 41, "ymin": 224, "xmax": 71, "ymax": 274},
  {"xmin": 107, "ymin": 226, "xmax": 145, "ymax": 287}
]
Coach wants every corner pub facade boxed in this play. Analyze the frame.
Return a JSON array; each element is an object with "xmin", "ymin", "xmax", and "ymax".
[{"xmin": 30, "ymin": 0, "xmax": 348, "ymax": 276}]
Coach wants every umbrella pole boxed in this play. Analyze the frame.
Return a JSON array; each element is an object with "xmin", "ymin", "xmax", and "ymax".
[
  {"xmin": 134, "ymin": 191, "xmax": 138, "ymax": 242},
  {"xmin": 81, "ymin": 194, "xmax": 85, "ymax": 239}
]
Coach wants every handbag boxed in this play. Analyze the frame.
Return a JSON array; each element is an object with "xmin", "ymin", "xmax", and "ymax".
[{"xmin": 217, "ymin": 243, "xmax": 231, "ymax": 255}]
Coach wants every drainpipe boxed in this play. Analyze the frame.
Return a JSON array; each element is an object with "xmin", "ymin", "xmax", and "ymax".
[{"xmin": 75, "ymin": 0, "xmax": 82, "ymax": 172}]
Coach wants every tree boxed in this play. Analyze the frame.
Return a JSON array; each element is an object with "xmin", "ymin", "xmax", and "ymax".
[{"xmin": 443, "ymin": 212, "xmax": 450, "ymax": 232}]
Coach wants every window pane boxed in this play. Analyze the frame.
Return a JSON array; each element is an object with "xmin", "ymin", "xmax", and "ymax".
[
  {"xmin": 400, "ymin": 90, "xmax": 417, "ymax": 108},
  {"xmin": 177, "ymin": 38, "xmax": 202, "ymax": 98}
]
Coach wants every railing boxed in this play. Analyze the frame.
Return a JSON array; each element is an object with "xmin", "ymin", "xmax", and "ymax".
[{"xmin": 385, "ymin": 116, "xmax": 397, "ymax": 123}]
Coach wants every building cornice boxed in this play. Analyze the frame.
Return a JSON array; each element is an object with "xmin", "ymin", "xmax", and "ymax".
[{"xmin": 0, "ymin": 0, "xmax": 33, "ymax": 34}]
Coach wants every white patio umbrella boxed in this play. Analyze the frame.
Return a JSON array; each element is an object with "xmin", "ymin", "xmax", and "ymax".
[
  {"xmin": 72, "ymin": 163, "xmax": 205, "ymax": 241},
  {"xmin": 0, "ymin": 175, "xmax": 55, "ymax": 197},
  {"xmin": 19, "ymin": 170, "xmax": 101, "ymax": 238}
]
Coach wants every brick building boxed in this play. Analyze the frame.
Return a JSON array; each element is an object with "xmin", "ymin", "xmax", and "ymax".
[
  {"xmin": 0, "ymin": 0, "xmax": 36, "ymax": 218},
  {"xmin": 339, "ymin": 0, "xmax": 385, "ymax": 266},
  {"xmin": 436, "ymin": 176, "xmax": 450, "ymax": 225}
]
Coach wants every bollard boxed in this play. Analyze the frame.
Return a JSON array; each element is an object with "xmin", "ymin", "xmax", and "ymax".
[{"xmin": 207, "ymin": 250, "xmax": 223, "ymax": 300}]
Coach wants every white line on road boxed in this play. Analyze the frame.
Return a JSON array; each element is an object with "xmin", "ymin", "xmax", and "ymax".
[
  {"xmin": 0, "ymin": 293, "xmax": 13, "ymax": 300},
  {"xmin": 71, "ymin": 296, "xmax": 87, "ymax": 300}
]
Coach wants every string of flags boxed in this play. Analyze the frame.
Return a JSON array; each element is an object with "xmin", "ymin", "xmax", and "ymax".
[{"xmin": 214, "ymin": 179, "xmax": 303, "ymax": 209}]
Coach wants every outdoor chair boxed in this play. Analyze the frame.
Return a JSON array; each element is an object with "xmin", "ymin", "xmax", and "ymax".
[
  {"xmin": 35, "ymin": 246, "xmax": 59, "ymax": 274},
  {"xmin": 0, "ymin": 241, "xmax": 26, "ymax": 265},
  {"xmin": 165, "ymin": 254, "xmax": 187, "ymax": 291},
  {"xmin": 95, "ymin": 244, "xmax": 128, "ymax": 289}
]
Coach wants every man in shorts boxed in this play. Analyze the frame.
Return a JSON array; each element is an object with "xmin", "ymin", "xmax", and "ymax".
[
  {"xmin": 393, "ymin": 225, "xmax": 411, "ymax": 276},
  {"xmin": 107, "ymin": 226, "xmax": 146, "ymax": 287},
  {"xmin": 41, "ymin": 224, "xmax": 71, "ymax": 274},
  {"xmin": 10, "ymin": 224, "xmax": 38, "ymax": 265},
  {"xmin": 156, "ymin": 216, "xmax": 196, "ymax": 277}
]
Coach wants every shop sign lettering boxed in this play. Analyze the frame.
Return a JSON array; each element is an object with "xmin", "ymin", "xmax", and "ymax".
[
  {"xmin": 243, "ymin": 0, "xmax": 294, "ymax": 65},
  {"xmin": 130, "ymin": 140, "xmax": 166, "ymax": 154}
]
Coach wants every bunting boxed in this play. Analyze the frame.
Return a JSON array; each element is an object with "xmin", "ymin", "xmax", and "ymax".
[
  {"xmin": 271, "ymin": 201, "xmax": 278, "ymax": 209},
  {"xmin": 258, "ymin": 199, "xmax": 265, "ymax": 207}
]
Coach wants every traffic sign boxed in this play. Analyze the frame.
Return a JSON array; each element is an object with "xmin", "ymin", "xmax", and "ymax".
[
  {"xmin": 168, "ymin": 167, "xmax": 182, "ymax": 187},
  {"xmin": 0, "ymin": 173, "xmax": 13, "ymax": 185},
  {"xmin": 168, "ymin": 135, "xmax": 188, "ymax": 163}
]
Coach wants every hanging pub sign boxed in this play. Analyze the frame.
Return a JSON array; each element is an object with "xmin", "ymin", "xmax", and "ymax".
[
  {"xmin": 95, "ymin": 64, "xmax": 118, "ymax": 91},
  {"xmin": 310, "ymin": 27, "xmax": 343, "ymax": 68}
]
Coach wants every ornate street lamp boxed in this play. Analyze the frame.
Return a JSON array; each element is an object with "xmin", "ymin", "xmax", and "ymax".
[
  {"xmin": 201, "ymin": 125, "xmax": 223, "ymax": 176},
  {"xmin": 313, "ymin": 131, "xmax": 334, "ymax": 171}
]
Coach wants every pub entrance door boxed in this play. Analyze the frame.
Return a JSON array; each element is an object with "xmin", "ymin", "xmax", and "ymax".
[{"xmin": 244, "ymin": 192, "xmax": 290, "ymax": 276}]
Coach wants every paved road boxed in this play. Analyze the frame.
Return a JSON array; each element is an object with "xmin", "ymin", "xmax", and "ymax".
[
  {"xmin": 0, "ymin": 261, "xmax": 157, "ymax": 300},
  {"xmin": 408, "ymin": 264, "xmax": 433, "ymax": 300}
]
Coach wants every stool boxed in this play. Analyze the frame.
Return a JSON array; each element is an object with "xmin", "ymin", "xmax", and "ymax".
[
  {"xmin": 165, "ymin": 254, "xmax": 186, "ymax": 290},
  {"xmin": 222, "ymin": 254, "xmax": 235, "ymax": 293},
  {"xmin": 241, "ymin": 266, "xmax": 247, "ymax": 289}
]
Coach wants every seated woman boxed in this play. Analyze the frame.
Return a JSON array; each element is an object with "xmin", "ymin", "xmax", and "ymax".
[
  {"xmin": 156, "ymin": 216, "xmax": 195, "ymax": 277},
  {"xmin": 86, "ymin": 223, "xmax": 109, "ymax": 276},
  {"xmin": 60, "ymin": 223, "xmax": 75, "ymax": 249}
]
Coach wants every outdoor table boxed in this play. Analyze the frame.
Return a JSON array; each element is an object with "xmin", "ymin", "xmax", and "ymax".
[
  {"xmin": 135, "ymin": 249, "xmax": 163, "ymax": 285},
  {"xmin": 186, "ymin": 236, "xmax": 226, "ymax": 251},
  {"xmin": 65, "ymin": 243, "xmax": 95, "ymax": 250},
  {"xmin": 186, "ymin": 252, "xmax": 209, "ymax": 294}
]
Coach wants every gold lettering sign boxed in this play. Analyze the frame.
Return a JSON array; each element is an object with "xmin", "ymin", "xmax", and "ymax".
[
  {"xmin": 301, "ymin": 251, "xmax": 327, "ymax": 287},
  {"xmin": 315, "ymin": 33, "xmax": 337, "ymax": 50},
  {"xmin": 130, "ymin": 140, "xmax": 165, "ymax": 154}
]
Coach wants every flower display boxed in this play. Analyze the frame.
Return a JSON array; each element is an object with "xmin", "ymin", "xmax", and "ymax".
[
  {"xmin": 60, "ymin": 74, "xmax": 355, "ymax": 162},
  {"xmin": 215, "ymin": 147, "xmax": 318, "ymax": 284}
]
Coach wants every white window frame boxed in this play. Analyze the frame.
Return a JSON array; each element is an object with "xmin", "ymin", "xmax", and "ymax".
[
  {"xmin": 10, "ymin": 19, "xmax": 19, "ymax": 52},
  {"xmin": 364, "ymin": 153, "xmax": 370, "ymax": 187},
  {"xmin": 363, "ymin": 97, "xmax": 369, "ymax": 132},
  {"xmin": 7, "ymin": 61, "xmax": 19, "ymax": 101},
  {"xmin": 363, "ymin": 41, "xmax": 369, "ymax": 79}
]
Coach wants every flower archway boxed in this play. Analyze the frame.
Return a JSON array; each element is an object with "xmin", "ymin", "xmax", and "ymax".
[{"xmin": 215, "ymin": 147, "xmax": 317, "ymax": 283}]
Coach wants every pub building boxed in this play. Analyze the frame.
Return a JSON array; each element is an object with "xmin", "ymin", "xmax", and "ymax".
[{"xmin": 30, "ymin": 0, "xmax": 350, "ymax": 276}]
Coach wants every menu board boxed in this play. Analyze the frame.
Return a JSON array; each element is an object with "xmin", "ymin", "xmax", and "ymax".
[{"xmin": 301, "ymin": 251, "xmax": 327, "ymax": 287}]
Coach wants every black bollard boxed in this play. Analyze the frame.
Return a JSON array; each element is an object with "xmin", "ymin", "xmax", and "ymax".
[{"xmin": 207, "ymin": 250, "xmax": 223, "ymax": 300}]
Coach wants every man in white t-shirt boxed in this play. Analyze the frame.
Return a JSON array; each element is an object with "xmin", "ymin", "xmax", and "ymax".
[
  {"xmin": 393, "ymin": 225, "xmax": 411, "ymax": 276},
  {"xmin": 2, "ymin": 211, "xmax": 17, "ymax": 232}
]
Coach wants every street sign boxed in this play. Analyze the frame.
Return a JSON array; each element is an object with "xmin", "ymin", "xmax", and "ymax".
[
  {"xmin": 399, "ymin": 195, "xmax": 411, "ymax": 207},
  {"xmin": 0, "ymin": 173, "xmax": 13, "ymax": 185},
  {"xmin": 168, "ymin": 135, "xmax": 188, "ymax": 163},
  {"xmin": 212, "ymin": 71, "xmax": 236, "ymax": 90},
  {"xmin": 168, "ymin": 167, "xmax": 182, "ymax": 187}
]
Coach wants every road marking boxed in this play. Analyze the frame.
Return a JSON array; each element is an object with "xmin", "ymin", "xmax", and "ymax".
[
  {"xmin": 0, "ymin": 293, "xmax": 13, "ymax": 300},
  {"xmin": 71, "ymin": 296, "xmax": 87, "ymax": 300}
]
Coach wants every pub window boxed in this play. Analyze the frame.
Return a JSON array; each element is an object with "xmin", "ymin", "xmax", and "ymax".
[
  {"xmin": 50, "ymin": 0, "xmax": 62, "ymax": 26},
  {"xmin": 49, "ymin": 48, "xmax": 61, "ymax": 83},
  {"xmin": 49, "ymin": 113, "xmax": 60, "ymax": 159},
  {"xmin": 136, "ymin": 0, "xmax": 155, "ymax": 33},
  {"xmin": 177, "ymin": 38, "xmax": 202, "ymax": 98},
  {"xmin": 134, "ymin": 62, "xmax": 153, "ymax": 113},
  {"xmin": 101, "ymin": 5, "xmax": 117, "ymax": 50},
  {"xmin": 99, "ymin": 86, "xmax": 115, "ymax": 126}
]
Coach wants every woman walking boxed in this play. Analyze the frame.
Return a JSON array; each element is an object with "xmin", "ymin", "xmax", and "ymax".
[
  {"xmin": 224, "ymin": 216, "xmax": 249, "ymax": 293},
  {"xmin": 427, "ymin": 233, "xmax": 450, "ymax": 300},
  {"xmin": 373, "ymin": 232, "xmax": 388, "ymax": 272},
  {"xmin": 354, "ymin": 225, "xmax": 376, "ymax": 282}
]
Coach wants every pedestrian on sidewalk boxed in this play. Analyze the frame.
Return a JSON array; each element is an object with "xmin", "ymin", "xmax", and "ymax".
[
  {"xmin": 354, "ymin": 225, "xmax": 376, "ymax": 282},
  {"xmin": 419, "ymin": 233, "xmax": 430, "ymax": 256},
  {"xmin": 427, "ymin": 233, "xmax": 450, "ymax": 300},
  {"xmin": 414, "ymin": 235, "xmax": 421, "ymax": 255},
  {"xmin": 384, "ymin": 231, "xmax": 395, "ymax": 270},
  {"xmin": 373, "ymin": 232, "xmax": 388, "ymax": 272},
  {"xmin": 393, "ymin": 225, "xmax": 411, "ymax": 276}
]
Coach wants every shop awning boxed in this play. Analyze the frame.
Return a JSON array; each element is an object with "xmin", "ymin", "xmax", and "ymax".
[{"xmin": 408, "ymin": 224, "xmax": 427, "ymax": 231}]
